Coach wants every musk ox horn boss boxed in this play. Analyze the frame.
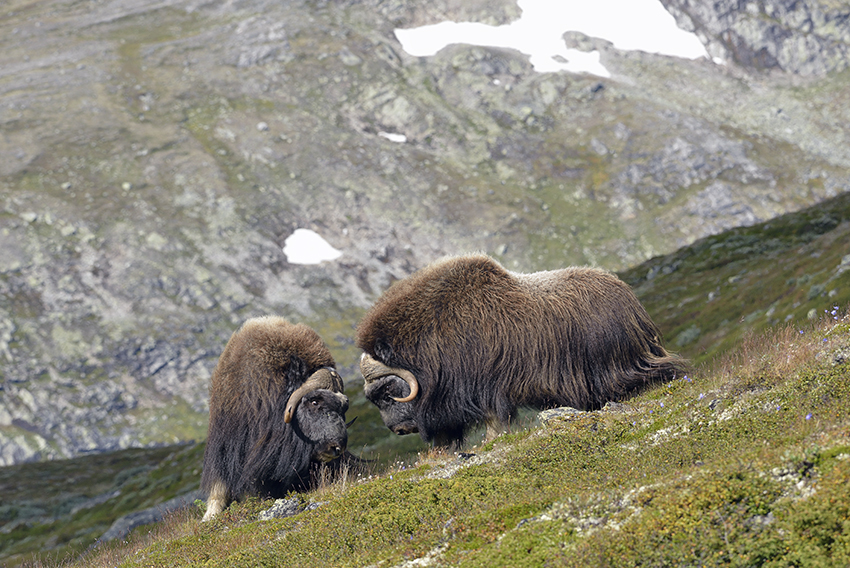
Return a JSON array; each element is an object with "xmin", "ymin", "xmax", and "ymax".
[
  {"xmin": 357, "ymin": 254, "xmax": 687, "ymax": 449},
  {"xmin": 201, "ymin": 316, "xmax": 352, "ymax": 521}
]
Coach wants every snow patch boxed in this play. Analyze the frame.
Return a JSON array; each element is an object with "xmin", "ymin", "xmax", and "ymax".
[
  {"xmin": 283, "ymin": 229, "xmax": 342, "ymax": 264},
  {"xmin": 394, "ymin": 0, "xmax": 709, "ymax": 78},
  {"xmin": 378, "ymin": 131, "xmax": 407, "ymax": 143}
]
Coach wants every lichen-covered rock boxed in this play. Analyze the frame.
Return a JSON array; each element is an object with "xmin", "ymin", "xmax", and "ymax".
[
  {"xmin": 660, "ymin": 0, "xmax": 850, "ymax": 75},
  {"xmin": 539, "ymin": 407, "xmax": 585, "ymax": 426}
]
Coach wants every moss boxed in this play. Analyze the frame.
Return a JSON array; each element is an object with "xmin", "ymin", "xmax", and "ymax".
[
  {"xmin": 562, "ymin": 467, "xmax": 782, "ymax": 566},
  {"xmin": 768, "ymin": 459, "xmax": 850, "ymax": 567}
]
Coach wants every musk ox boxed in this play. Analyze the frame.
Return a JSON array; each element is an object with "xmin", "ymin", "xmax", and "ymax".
[
  {"xmin": 201, "ymin": 316, "xmax": 351, "ymax": 521},
  {"xmin": 357, "ymin": 254, "xmax": 686, "ymax": 449}
]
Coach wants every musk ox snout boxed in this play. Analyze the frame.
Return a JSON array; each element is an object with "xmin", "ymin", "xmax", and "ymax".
[
  {"xmin": 317, "ymin": 443, "xmax": 344, "ymax": 461},
  {"xmin": 391, "ymin": 422, "xmax": 419, "ymax": 436}
]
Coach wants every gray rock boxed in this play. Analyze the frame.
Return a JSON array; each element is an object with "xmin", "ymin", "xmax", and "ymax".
[
  {"xmin": 602, "ymin": 402, "xmax": 631, "ymax": 413},
  {"xmin": 258, "ymin": 497, "xmax": 325, "ymax": 520},
  {"xmin": 660, "ymin": 0, "xmax": 850, "ymax": 75},
  {"xmin": 685, "ymin": 182, "xmax": 760, "ymax": 232},
  {"xmin": 538, "ymin": 407, "xmax": 585, "ymax": 426},
  {"xmin": 258, "ymin": 497, "xmax": 304, "ymax": 521}
]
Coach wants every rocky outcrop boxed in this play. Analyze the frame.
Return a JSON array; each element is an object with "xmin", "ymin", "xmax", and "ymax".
[{"xmin": 660, "ymin": 0, "xmax": 850, "ymax": 75}]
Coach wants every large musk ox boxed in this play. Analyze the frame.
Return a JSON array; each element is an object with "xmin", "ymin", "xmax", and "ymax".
[
  {"xmin": 357, "ymin": 254, "xmax": 686, "ymax": 449},
  {"xmin": 201, "ymin": 316, "xmax": 351, "ymax": 521}
]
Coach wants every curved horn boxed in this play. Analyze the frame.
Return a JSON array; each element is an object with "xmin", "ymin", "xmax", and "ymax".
[
  {"xmin": 360, "ymin": 353, "xmax": 419, "ymax": 403},
  {"xmin": 284, "ymin": 367, "xmax": 342, "ymax": 424}
]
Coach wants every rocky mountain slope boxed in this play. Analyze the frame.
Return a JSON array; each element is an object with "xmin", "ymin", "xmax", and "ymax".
[{"xmin": 1, "ymin": 0, "xmax": 849, "ymax": 464}]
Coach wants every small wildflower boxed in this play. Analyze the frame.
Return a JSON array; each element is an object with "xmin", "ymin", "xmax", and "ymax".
[
  {"xmin": 698, "ymin": 393, "xmax": 705, "ymax": 400},
  {"xmin": 805, "ymin": 413, "xmax": 813, "ymax": 421},
  {"xmin": 660, "ymin": 402, "xmax": 664, "ymax": 408}
]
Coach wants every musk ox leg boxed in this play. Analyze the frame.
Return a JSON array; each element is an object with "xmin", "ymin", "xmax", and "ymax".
[
  {"xmin": 430, "ymin": 427, "xmax": 465, "ymax": 451},
  {"xmin": 483, "ymin": 415, "xmax": 509, "ymax": 443},
  {"xmin": 202, "ymin": 480, "xmax": 230, "ymax": 522}
]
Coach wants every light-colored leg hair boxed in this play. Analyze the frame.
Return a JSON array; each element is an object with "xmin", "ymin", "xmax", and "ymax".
[
  {"xmin": 201, "ymin": 480, "xmax": 230, "ymax": 522},
  {"xmin": 484, "ymin": 415, "xmax": 508, "ymax": 443}
]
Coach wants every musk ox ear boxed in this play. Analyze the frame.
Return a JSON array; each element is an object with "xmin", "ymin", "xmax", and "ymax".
[
  {"xmin": 287, "ymin": 354, "xmax": 308, "ymax": 384},
  {"xmin": 374, "ymin": 339, "xmax": 395, "ymax": 365}
]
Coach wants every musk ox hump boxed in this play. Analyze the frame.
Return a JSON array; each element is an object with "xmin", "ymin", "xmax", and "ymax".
[
  {"xmin": 235, "ymin": 316, "xmax": 335, "ymax": 378},
  {"xmin": 355, "ymin": 253, "xmax": 524, "ymax": 364},
  {"xmin": 210, "ymin": 316, "xmax": 336, "ymax": 412}
]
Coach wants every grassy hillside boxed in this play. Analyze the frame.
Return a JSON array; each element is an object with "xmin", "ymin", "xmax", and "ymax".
[
  {"xmin": 0, "ymin": 444, "xmax": 203, "ymax": 566},
  {"xmin": 620, "ymin": 190, "xmax": 850, "ymax": 365},
  {"xmin": 21, "ymin": 310, "xmax": 850, "ymax": 567}
]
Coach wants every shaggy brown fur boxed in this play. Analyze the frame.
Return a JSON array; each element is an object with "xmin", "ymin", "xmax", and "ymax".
[
  {"xmin": 201, "ymin": 316, "xmax": 349, "ymax": 521},
  {"xmin": 356, "ymin": 254, "xmax": 687, "ymax": 448}
]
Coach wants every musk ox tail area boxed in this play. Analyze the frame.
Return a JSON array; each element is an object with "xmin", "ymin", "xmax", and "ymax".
[
  {"xmin": 515, "ymin": 262, "xmax": 688, "ymax": 410},
  {"xmin": 598, "ymin": 344, "xmax": 690, "ymax": 406}
]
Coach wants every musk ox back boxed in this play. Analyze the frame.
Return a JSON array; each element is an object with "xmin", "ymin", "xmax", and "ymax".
[
  {"xmin": 201, "ymin": 316, "xmax": 350, "ymax": 521},
  {"xmin": 356, "ymin": 254, "xmax": 686, "ymax": 448}
]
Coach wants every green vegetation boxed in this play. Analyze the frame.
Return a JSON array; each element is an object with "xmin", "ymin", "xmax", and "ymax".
[{"xmin": 622, "ymin": 190, "xmax": 850, "ymax": 364}]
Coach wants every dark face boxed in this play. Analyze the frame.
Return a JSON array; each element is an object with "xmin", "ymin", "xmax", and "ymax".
[
  {"xmin": 364, "ymin": 375, "xmax": 418, "ymax": 436},
  {"xmin": 294, "ymin": 389, "xmax": 350, "ymax": 462}
]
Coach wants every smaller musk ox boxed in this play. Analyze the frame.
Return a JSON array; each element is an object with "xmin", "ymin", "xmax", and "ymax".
[
  {"xmin": 201, "ymin": 316, "xmax": 351, "ymax": 521},
  {"xmin": 357, "ymin": 254, "xmax": 686, "ymax": 449}
]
